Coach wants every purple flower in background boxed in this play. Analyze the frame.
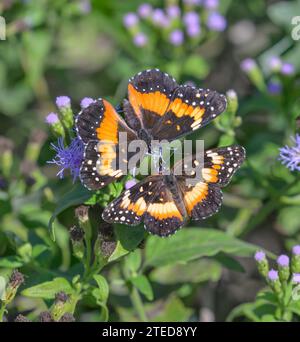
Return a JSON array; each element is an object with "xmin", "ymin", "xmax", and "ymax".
[
  {"xmin": 56, "ymin": 96, "xmax": 71, "ymax": 109},
  {"xmin": 277, "ymin": 255, "xmax": 290, "ymax": 267},
  {"xmin": 240, "ymin": 58, "xmax": 256, "ymax": 72},
  {"xmin": 125, "ymin": 179, "xmax": 137, "ymax": 189},
  {"xmin": 293, "ymin": 273, "xmax": 300, "ymax": 283},
  {"xmin": 166, "ymin": 5, "xmax": 180, "ymax": 18},
  {"xmin": 292, "ymin": 245, "xmax": 300, "ymax": 255},
  {"xmin": 138, "ymin": 3, "xmax": 152, "ymax": 18},
  {"xmin": 268, "ymin": 56, "xmax": 282, "ymax": 71},
  {"xmin": 183, "ymin": 11, "xmax": 199, "ymax": 26},
  {"xmin": 169, "ymin": 29, "xmax": 184, "ymax": 46},
  {"xmin": 45, "ymin": 112, "xmax": 59, "ymax": 125},
  {"xmin": 268, "ymin": 269, "xmax": 279, "ymax": 281},
  {"xmin": 186, "ymin": 23, "xmax": 201, "ymax": 37},
  {"xmin": 267, "ymin": 81, "xmax": 282, "ymax": 95},
  {"xmin": 133, "ymin": 32, "xmax": 148, "ymax": 47},
  {"xmin": 123, "ymin": 12, "xmax": 138, "ymax": 28},
  {"xmin": 206, "ymin": 12, "xmax": 227, "ymax": 31},
  {"xmin": 78, "ymin": 0, "xmax": 91, "ymax": 14},
  {"xmin": 281, "ymin": 62, "xmax": 295, "ymax": 76},
  {"xmin": 48, "ymin": 137, "xmax": 84, "ymax": 181},
  {"xmin": 152, "ymin": 9, "xmax": 170, "ymax": 27},
  {"xmin": 80, "ymin": 97, "xmax": 94, "ymax": 109},
  {"xmin": 204, "ymin": 0, "xmax": 219, "ymax": 9},
  {"xmin": 279, "ymin": 134, "xmax": 300, "ymax": 172},
  {"xmin": 254, "ymin": 250, "xmax": 266, "ymax": 262},
  {"xmin": 183, "ymin": 0, "xmax": 202, "ymax": 5}
]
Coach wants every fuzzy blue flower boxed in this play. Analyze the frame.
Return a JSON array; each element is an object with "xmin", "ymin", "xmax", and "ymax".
[
  {"xmin": 279, "ymin": 134, "xmax": 300, "ymax": 172},
  {"xmin": 48, "ymin": 137, "xmax": 84, "ymax": 181}
]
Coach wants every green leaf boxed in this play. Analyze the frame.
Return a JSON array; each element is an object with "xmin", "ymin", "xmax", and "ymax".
[
  {"xmin": 21, "ymin": 277, "xmax": 73, "ymax": 299},
  {"xmin": 150, "ymin": 259, "xmax": 222, "ymax": 285},
  {"xmin": 0, "ymin": 256, "xmax": 23, "ymax": 268},
  {"xmin": 93, "ymin": 275, "xmax": 109, "ymax": 303},
  {"xmin": 213, "ymin": 253, "xmax": 245, "ymax": 273},
  {"xmin": 153, "ymin": 296, "xmax": 192, "ymax": 322},
  {"xmin": 32, "ymin": 244, "xmax": 49, "ymax": 259},
  {"xmin": 182, "ymin": 55, "xmax": 210, "ymax": 79},
  {"xmin": 268, "ymin": 1, "xmax": 300, "ymax": 28},
  {"xmin": 125, "ymin": 250, "xmax": 142, "ymax": 273},
  {"xmin": 130, "ymin": 275, "xmax": 153, "ymax": 301},
  {"xmin": 48, "ymin": 184, "xmax": 92, "ymax": 240},
  {"xmin": 145, "ymin": 228, "xmax": 260, "ymax": 267},
  {"xmin": 108, "ymin": 224, "xmax": 145, "ymax": 262}
]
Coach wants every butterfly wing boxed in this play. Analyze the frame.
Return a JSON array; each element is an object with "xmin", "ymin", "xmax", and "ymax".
[
  {"xmin": 102, "ymin": 175, "xmax": 185, "ymax": 237},
  {"xmin": 125, "ymin": 69, "xmax": 178, "ymax": 131},
  {"xmin": 126, "ymin": 68, "xmax": 226, "ymax": 140},
  {"xmin": 151, "ymin": 85, "xmax": 227, "ymax": 140},
  {"xmin": 75, "ymin": 99, "xmax": 138, "ymax": 190},
  {"xmin": 175, "ymin": 145, "xmax": 246, "ymax": 220}
]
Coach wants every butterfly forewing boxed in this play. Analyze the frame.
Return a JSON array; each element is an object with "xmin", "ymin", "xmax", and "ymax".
[{"xmin": 75, "ymin": 99, "xmax": 138, "ymax": 190}]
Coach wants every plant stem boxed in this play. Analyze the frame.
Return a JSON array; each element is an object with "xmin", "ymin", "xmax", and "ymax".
[
  {"xmin": 0, "ymin": 302, "xmax": 6, "ymax": 323},
  {"xmin": 130, "ymin": 287, "xmax": 148, "ymax": 322}
]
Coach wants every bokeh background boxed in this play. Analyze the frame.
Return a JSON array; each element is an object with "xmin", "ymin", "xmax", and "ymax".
[{"xmin": 1, "ymin": 0, "xmax": 300, "ymax": 322}]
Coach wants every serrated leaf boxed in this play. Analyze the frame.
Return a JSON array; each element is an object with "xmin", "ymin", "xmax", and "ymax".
[
  {"xmin": 145, "ymin": 228, "xmax": 260, "ymax": 267},
  {"xmin": 130, "ymin": 275, "xmax": 153, "ymax": 301},
  {"xmin": 21, "ymin": 277, "xmax": 73, "ymax": 299}
]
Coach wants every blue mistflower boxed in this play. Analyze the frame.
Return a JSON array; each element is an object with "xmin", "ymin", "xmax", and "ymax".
[
  {"xmin": 48, "ymin": 137, "xmax": 84, "ymax": 181},
  {"xmin": 279, "ymin": 134, "xmax": 300, "ymax": 172}
]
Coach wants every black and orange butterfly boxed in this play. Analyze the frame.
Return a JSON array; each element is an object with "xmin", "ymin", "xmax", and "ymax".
[
  {"xmin": 75, "ymin": 69, "xmax": 227, "ymax": 190},
  {"xmin": 102, "ymin": 145, "xmax": 245, "ymax": 236}
]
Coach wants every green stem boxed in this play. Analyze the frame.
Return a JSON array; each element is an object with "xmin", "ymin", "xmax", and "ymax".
[
  {"xmin": 130, "ymin": 287, "xmax": 148, "ymax": 322},
  {"xmin": 0, "ymin": 302, "xmax": 6, "ymax": 322}
]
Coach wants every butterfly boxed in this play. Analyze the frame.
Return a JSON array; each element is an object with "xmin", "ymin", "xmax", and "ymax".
[
  {"xmin": 102, "ymin": 145, "xmax": 246, "ymax": 237},
  {"xmin": 75, "ymin": 69, "xmax": 227, "ymax": 190}
]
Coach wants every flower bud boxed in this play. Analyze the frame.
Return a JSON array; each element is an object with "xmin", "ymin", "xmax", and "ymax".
[
  {"xmin": 38, "ymin": 311, "xmax": 54, "ymax": 322},
  {"xmin": 277, "ymin": 254, "xmax": 290, "ymax": 282},
  {"xmin": 45, "ymin": 112, "xmax": 65, "ymax": 137},
  {"xmin": 75, "ymin": 205, "xmax": 91, "ymax": 240},
  {"xmin": 56, "ymin": 96, "xmax": 74, "ymax": 129},
  {"xmin": 51, "ymin": 292, "xmax": 70, "ymax": 321},
  {"xmin": 4, "ymin": 270, "xmax": 24, "ymax": 304},
  {"xmin": 69, "ymin": 225, "xmax": 85, "ymax": 260},
  {"xmin": 59, "ymin": 313, "xmax": 75, "ymax": 322},
  {"xmin": 254, "ymin": 250, "xmax": 269, "ymax": 278},
  {"xmin": 267, "ymin": 269, "xmax": 281, "ymax": 294},
  {"xmin": 226, "ymin": 89, "xmax": 238, "ymax": 116},
  {"xmin": 291, "ymin": 245, "xmax": 300, "ymax": 273},
  {"xmin": 14, "ymin": 314, "xmax": 31, "ymax": 322},
  {"xmin": 240, "ymin": 58, "xmax": 266, "ymax": 92}
]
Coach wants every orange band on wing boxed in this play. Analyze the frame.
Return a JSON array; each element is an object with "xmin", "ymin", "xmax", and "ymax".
[
  {"xmin": 146, "ymin": 202, "xmax": 183, "ymax": 220},
  {"xmin": 128, "ymin": 83, "xmax": 170, "ymax": 117},
  {"xmin": 184, "ymin": 182, "xmax": 208, "ymax": 215},
  {"xmin": 96, "ymin": 100, "xmax": 119, "ymax": 144}
]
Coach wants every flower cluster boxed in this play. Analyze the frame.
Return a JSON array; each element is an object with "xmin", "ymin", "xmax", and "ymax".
[
  {"xmin": 254, "ymin": 246, "xmax": 300, "ymax": 295},
  {"xmin": 45, "ymin": 96, "xmax": 94, "ymax": 181},
  {"xmin": 240, "ymin": 56, "xmax": 296, "ymax": 95},
  {"xmin": 279, "ymin": 134, "xmax": 300, "ymax": 172},
  {"xmin": 123, "ymin": 0, "xmax": 227, "ymax": 48}
]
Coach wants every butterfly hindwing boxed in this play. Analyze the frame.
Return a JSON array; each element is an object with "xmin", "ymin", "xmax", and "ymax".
[{"xmin": 102, "ymin": 175, "xmax": 185, "ymax": 237}]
